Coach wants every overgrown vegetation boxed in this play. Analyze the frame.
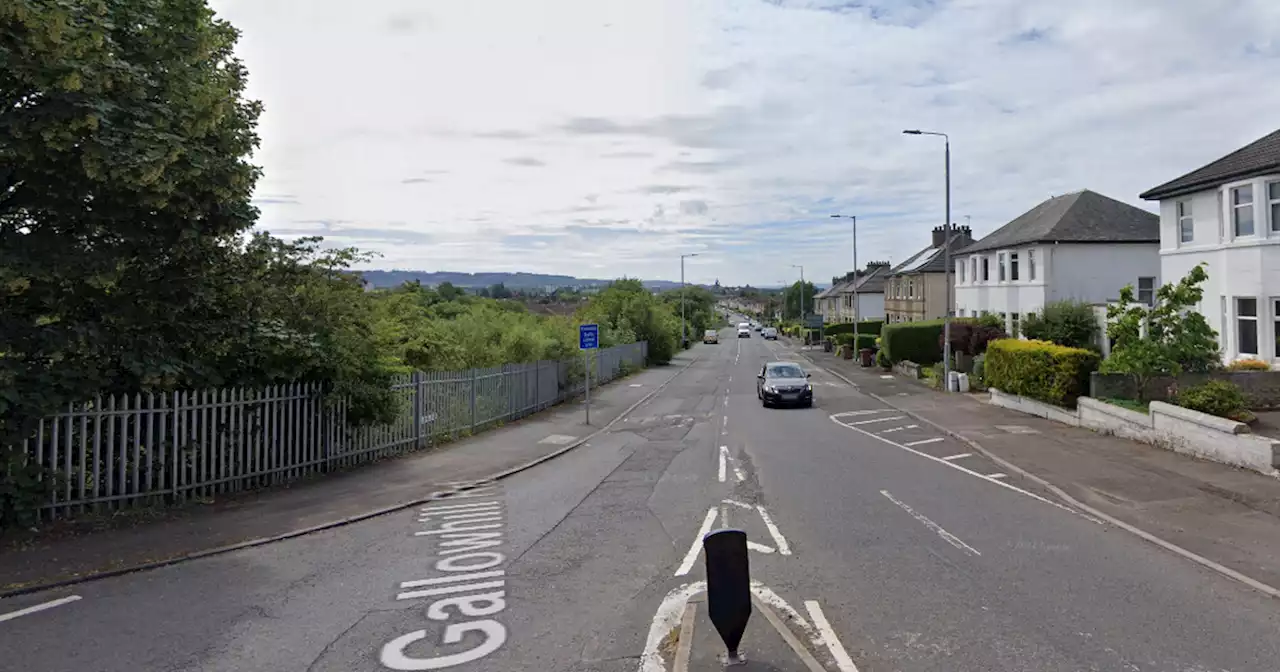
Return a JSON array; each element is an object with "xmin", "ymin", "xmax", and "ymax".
[
  {"xmin": 1022, "ymin": 300, "xmax": 1099, "ymax": 350},
  {"xmin": 985, "ymin": 339, "xmax": 1100, "ymax": 407},
  {"xmin": 1226, "ymin": 359, "xmax": 1270, "ymax": 372},
  {"xmin": 1099, "ymin": 265, "xmax": 1220, "ymax": 401}
]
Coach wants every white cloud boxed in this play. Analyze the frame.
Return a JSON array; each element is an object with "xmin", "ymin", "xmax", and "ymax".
[{"xmin": 214, "ymin": 0, "xmax": 1280, "ymax": 286}]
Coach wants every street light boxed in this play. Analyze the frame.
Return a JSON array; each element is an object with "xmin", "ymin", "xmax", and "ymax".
[
  {"xmin": 680, "ymin": 253, "xmax": 699, "ymax": 347},
  {"xmin": 903, "ymin": 128, "xmax": 953, "ymax": 392},
  {"xmin": 831, "ymin": 214, "xmax": 859, "ymax": 327},
  {"xmin": 790, "ymin": 263, "xmax": 805, "ymax": 343}
]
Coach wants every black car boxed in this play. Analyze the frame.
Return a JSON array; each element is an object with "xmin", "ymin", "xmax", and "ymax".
[{"xmin": 757, "ymin": 362, "xmax": 813, "ymax": 408}]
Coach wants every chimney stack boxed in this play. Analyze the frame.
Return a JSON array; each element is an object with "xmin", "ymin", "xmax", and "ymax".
[{"xmin": 932, "ymin": 223, "xmax": 974, "ymax": 248}]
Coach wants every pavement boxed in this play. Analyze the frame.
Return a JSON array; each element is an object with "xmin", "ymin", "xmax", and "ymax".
[
  {"xmin": 0, "ymin": 353, "xmax": 696, "ymax": 595},
  {"xmin": 788, "ymin": 339, "xmax": 1280, "ymax": 593},
  {"xmin": 2, "ymin": 325, "xmax": 1279, "ymax": 672}
]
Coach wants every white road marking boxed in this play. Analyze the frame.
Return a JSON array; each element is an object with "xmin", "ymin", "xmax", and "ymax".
[
  {"xmin": 904, "ymin": 437, "xmax": 944, "ymax": 447},
  {"xmin": 630, "ymin": 383, "xmax": 644, "ymax": 387},
  {"xmin": 942, "ymin": 453, "xmax": 973, "ymax": 461},
  {"xmin": 830, "ymin": 414, "xmax": 1092, "ymax": 520},
  {"xmin": 881, "ymin": 490, "xmax": 981, "ymax": 556},
  {"xmin": 987, "ymin": 472, "xmax": 1009, "ymax": 480},
  {"xmin": 718, "ymin": 446, "xmax": 728, "ymax": 482},
  {"xmin": 756, "ymin": 505, "xmax": 792, "ymax": 555},
  {"xmin": 747, "ymin": 541, "xmax": 777, "ymax": 554},
  {"xmin": 396, "ymin": 580, "xmax": 507, "ymax": 601},
  {"xmin": 0, "ymin": 595, "xmax": 81, "ymax": 623},
  {"xmin": 723, "ymin": 416, "xmax": 728, "ymax": 428},
  {"xmin": 399, "ymin": 570, "xmax": 505, "ymax": 588},
  {"xmin": 880, "ymin": 375, "xmax": 894, "ymax": 379},
  {"xmin": 804, "ymin": 601, "xmax": 861, "ymax": 672},
  {"xmin": 879, "ymin": 424, "xmax": 918, "ymax": 433},
  {"xmin": 639, "ymin": 582, "xmax": 706, "ymax": 672},
  {"xmin": 674, "ymin": 508, "xmax": 719, "ymax": 576},
  {"xmin": 850, "ymin": 415, "xmax": 906, "ymax": 425},
  {"xmin": 831, "ymin": 409, "xmax": 893, "ymax": 418}
]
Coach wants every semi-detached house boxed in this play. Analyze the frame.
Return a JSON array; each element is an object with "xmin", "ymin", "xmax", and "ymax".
[
  {"xmin": 1140, "ymin": 128, "xmax": 1280, "ymax": 364},
  {"xmin": 954, "ymin": 190, "xmax": 1160, "ymax": 337}
]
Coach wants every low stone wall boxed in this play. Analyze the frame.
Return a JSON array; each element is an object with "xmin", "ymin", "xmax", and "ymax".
[
  {"xmin": 893, "ymin": 361, "xmax": 921, "ymax": 379},
  {"xmin": 1090, "ymin": 371, "xmax": 1280, "ymax": 409},
  {"xmin": 989, "ymin": 390, "xmax": 1280, "ymax": 476}
]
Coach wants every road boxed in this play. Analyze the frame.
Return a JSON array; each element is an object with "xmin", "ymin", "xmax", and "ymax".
[{"xmin": 2, "ymin": 323, "xmax": 1279, "ymax": 671}]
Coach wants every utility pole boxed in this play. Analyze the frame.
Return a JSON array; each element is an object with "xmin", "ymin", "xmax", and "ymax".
[
  {"xmin": 904, "ymin": 129, "xmax": 953, "ymax": 392},
  {"xmin": 680, "ymin": 253, "xmax": 699, "ymax": 348}
]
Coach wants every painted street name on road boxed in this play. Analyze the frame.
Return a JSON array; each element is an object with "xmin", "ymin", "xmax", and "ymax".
[{"xmin": 380, "ymin": 481, "xmax": 510, "ymax": 671}]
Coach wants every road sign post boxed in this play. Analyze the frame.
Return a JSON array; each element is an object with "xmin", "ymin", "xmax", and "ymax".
[
  {"xmin": 579, "ymin": 324, "xmax": 599, "ymax": 425},
  {"xmin": 704, "ymin": 528, "xmax": 752, "ymax": 665}
]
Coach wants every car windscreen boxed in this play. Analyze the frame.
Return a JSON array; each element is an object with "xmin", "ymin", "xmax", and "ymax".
[{"xmin": 767, "ymin": 365, "xmax": 804, "ymax": 378}]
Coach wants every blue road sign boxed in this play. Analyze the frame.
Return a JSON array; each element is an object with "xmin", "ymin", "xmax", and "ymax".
[{"xmin": 579, "ymin": 323, "xmax": 599, "ymax": 350}]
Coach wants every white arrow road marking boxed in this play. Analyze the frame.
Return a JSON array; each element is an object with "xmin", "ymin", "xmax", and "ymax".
[
  {"xmin": 0, "ymin": 595, "xmax": 81, "ymax": 623},
  {"xmin": 881, "ymin": 490, "xmax": 981, "ymax": 556},
  {"xmin": 804, "ymin": 600, "xmax": 861, "ymax": 672},
  {"xmin": 747, "ymin": 541, "xmax": 777, "ymax": 554},
  {"xmin": 674, "ymin": 508, "xmax": 718, "ymax": 576}
]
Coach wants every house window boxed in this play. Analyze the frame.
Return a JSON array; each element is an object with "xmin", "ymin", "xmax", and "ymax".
[
  {"xmin": 959, "ymin": 260, "xmax": 966, "ymax": 283},
  {"xmin": 1237, "ymin": 297, "xmax": 1258, "ymax": 356},
  {"xmin": 1177, "ymin": 199, "xmax": 1194, "ymax": 242},
  {"xmin": 998, "ymin": 253, "xmax": 1006, "ymax": 282},
  {"xmin": 1232, "ymin": 185, "xmax": 1254, "ymax": 237},
  {"xmin": 1028, "ymin": 250, "xmax": 1036, "ymax": 280},
  {"xmin": 1137, "ymin": 277, "xmax": 1156, "ymax": 306},
  {"xmin": 970, "ymin": 257, "xmax": 977, "ymax": 283},
  {"xmin": 1010, "ymin": 313, "xmax": 1021, "ymax": 337},
  {"xmin": 1010, "ymin": 252, "xmax": 1020, "ymax": 281},
  {"xmin": 1274, "ymin": 298, "xmax": 1280, "ymax": 360},
  {"xmin": 981, "ymin": 257, "xmax": 990, "ymax": 282},
  {"xmin": 1269, "ymin": 182, "xmax": 1280, "ymax": 233}
]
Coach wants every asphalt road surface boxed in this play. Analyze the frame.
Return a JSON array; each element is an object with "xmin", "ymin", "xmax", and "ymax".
[{"xmin": 3, "ymin": 326, "xmax": 1280, "ymax": 671}]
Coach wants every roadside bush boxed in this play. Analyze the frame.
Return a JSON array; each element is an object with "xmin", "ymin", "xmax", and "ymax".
[
  {"xmin": 854, "ymin": 334, "xmax": 877, "ymax": 351},
  {"xmin": 984, "ymin": 339, "xmax": 1100, "ymax": 407},
  {"xmin": 880, "ymin": 320, "xmax": 945, "ymax": 365},
  {"xmin": 975, "ymin": 313, "xmax": 1004, "ymax": 329},
  {"xmin": 1022, "ymin": 300, "xmax": 1098, "ymax": 350},
  {"xmin": 1226, "ymin": 359, "xmax": 1270, "ymax": 372},
  {"xmin": 1175, "ymin": 380, "xmax": 1249, "ymax": 421},
  {"xmin": 876, "ymin": 348, "xmax": 890, "ymax": 368},
  {"xmin": 971, "ymin": 353, "xmax": 987, "ymax": 389}
]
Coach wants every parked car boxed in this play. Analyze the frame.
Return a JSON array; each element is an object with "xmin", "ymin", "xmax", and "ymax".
[
  {"xmin": 757, "ymin": 362, "xmax": 813, "ymax": 408},
  {"xmin": 762, "ymin": 327, "xmax": 778, "ymax": 340},
  {"xmin": 704, "ymin": 329, "xmax": 719, "ymax": 344}
]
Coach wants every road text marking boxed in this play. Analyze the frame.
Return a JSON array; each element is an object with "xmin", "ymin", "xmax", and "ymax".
[
  {"xmin": 881, "ymin": 490, "xmax": 980, "ymax": 556},
  {"xmin": 804, "ymin": 601, "xmax": 860, "ymax": 672},
  {"xmin": 905, "ymin": 437, "xmax": 944, "ymax": 447},
  {"xmin": 0, "ymin": 595, "xmax": 81, "ymax": 624},
  {"xmin": 942, "ymin": 453, "xmax": 973, "ymax": 461}
]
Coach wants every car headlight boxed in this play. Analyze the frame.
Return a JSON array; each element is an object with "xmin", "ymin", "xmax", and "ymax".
[
  {"xmin": 763, "ymin": 385, "xmax": 777, "ymax": 393},
  {"xmin": 805, "ymin": 384, "xmax": 813, "ymax": 392}
]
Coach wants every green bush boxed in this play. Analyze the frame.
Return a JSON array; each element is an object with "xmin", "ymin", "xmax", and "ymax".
[
  {"xmin": 880, "ymin": 320, "xmax": 945, "ymax": 365},
  {"xmin": 854, "ymin": 334, "xmax": 877, "ymax": 351},
  {"xmin": 1022, "ymin": 300, "xmax": 1099, "ymax": 350},
  {"xmin": 876, "ymin": 348, "xmax": 890, "ymax": 368},
  {"xmin": 1175, "ymin": 380, "xmax": 1249, "ymax": 421},
  {"xmin": 984, "ymin": 339, "xmax": 1100, "ymax": 407},
  {"xmin": 971, "ymin": 353, "xmax": 986, "ymax": 389},
  {"xmin": 826, "ymin": 320, "xmax": 884, "ymax": 338}
]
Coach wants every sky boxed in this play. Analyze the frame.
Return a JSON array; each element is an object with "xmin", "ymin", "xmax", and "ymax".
[{"xmin": 211, "ymin": 0, "xmax": 1280, "ymax": 287}]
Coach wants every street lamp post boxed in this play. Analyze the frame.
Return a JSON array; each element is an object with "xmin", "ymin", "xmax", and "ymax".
[
  {"xmin": 904, "ymin": 129, "xmax": 953, "ymax": 392},
  {"xmin": 680, "ymin": 253, "xmax": 699, "ymax": 347},
  {"xmin": 791, "ymin": 263, "xmax": 805, "ymax": 343},
  {"xmin": 831, "ymin": 214, "xmax": 859, "ymax": 327}
]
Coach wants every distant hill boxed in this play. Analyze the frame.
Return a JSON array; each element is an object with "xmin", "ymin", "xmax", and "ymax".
[{"xmin": 357, "ymin": 270, "xmax": 687, "ymax": 291}]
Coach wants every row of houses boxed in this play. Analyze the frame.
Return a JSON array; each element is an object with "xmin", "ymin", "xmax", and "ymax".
[{"xmin": 815, "ymin": 127, "xmax": 1280, "ymax": 365}]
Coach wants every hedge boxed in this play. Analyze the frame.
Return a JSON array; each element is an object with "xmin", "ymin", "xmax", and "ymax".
[
  {"xmin": 984, "ymin": 339, "xmax": 1100, "ymax": 407},
  {"xmin": 855, "ymin": 334, "xmax": 877, "ymax": 351},
  {"xmin": 880, "ymin": 320, "xmax": 945, "ymax": 365},
  {"xmin": 825, "ymin": 320, "xmax": 883, "ymax": 337}
]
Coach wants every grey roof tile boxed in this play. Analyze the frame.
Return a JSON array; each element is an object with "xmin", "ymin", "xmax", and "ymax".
[
  {"xmin": 1140, "ymin": 129, "xmax": 1280, "ymax": 201},
  {"xmin": 958, "ymin": 190, "xmax": 1157, "ymax": 255}
]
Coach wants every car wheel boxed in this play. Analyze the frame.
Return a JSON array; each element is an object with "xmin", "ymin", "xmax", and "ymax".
[
  {"xmin": 761, "ymin": 398, "xmax": 770, "ymax": 408},
  {"xmin": 804, "ymin": 399, "xmax": 814, "ymax": 408}
]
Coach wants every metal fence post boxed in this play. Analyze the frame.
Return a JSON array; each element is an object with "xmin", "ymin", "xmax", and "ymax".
[
  {"xmin": 534, "ymin": 360, "xmax": 541, "ymax": 411},
  {"xmin": 412, "ymin": 371, "xmax": 423, "ymax": 449},
  {"xmin": 469, "ymin": 367, "xmax": 478, "ymax": 433}
]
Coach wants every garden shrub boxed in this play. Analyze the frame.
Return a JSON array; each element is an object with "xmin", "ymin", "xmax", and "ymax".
[
  {"xmin": 875, "ymin": 348, "xmax": 890, "ymax": 368},
  {"xmin": 1175, "ymin": 380, "xmax": 1249, "ymax": 421},
  {"xmin": 854, "ymin": 334, "xmax": 877, "ymax": 351},
  {"xmin": 1226, "ymin": 359, "xmax": 1270, "ymax": 372},
  {"xmin": 984, "ymin": 339, "xmax": 1100, "ymax": 407},
  {"xmin": 880, "ymin": 320, "xmax": 945, "ymax": 365},
  {"xmin": 941, "ymin": 319, "xmax": 1006, "ymax": 356},
  {"xmin": 1021, "ymin": 300, "xmax": 1099, "ymax": 349}
]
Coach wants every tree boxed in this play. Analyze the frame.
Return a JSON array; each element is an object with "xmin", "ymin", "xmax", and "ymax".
[
  {"xmin": 487, "ymin": 282, "xmax": 512, "ymax": 299},
  {"xmin": 1022, "ymin": 300, "xmax": 1099, "ymax": 349},
  {"xmin": 2, "ymin": 1, "xmax": 264, "ymax": 440},
  {"xmin": 660, "ymin": 286, "xmax": 716, "ymax": 345},
  {"xmin": 577, "ymin": 279, "xmax": 679, "ymax": 364},
  {"xmin": 1100, "ymin": 264, "xmax": 1220, "ymax": 400},
  {"xmin": 436, "ymin": 281, "xmax": 465, "ymax": 302},
  {"xmin": 782, "ymin": 281, "xmax": 818, "ymax": 320}
]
